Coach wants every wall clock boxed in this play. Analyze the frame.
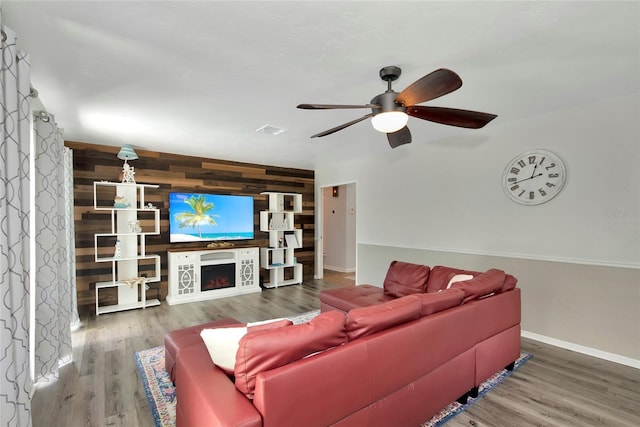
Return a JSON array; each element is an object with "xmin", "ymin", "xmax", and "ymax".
[{"xmin": 502, "ymin": 149, "xmax": 566, "ymax": 205}]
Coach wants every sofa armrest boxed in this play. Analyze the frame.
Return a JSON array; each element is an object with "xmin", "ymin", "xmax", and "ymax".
[{"xmin": 176, "ymin": 344, "xmax": 262, "ymax": 427}]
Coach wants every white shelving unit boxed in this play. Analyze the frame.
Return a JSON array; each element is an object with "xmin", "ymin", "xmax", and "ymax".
[
  {"xmin": 260, "ymin": 192, "xmax": 303, "ymax": 288},
  {"xmin": 93, "ymin": 181, "xmax": 161, "ymax": 315}
]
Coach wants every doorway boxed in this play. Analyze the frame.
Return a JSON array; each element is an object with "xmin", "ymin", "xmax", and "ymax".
[{"xmin": 317, "ymin": 183, "xmax": 357, "ymax": 284}]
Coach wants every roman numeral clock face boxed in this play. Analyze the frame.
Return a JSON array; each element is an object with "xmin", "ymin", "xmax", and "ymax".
[{"xmin": 502, "ymin": 150, "xmax": 567, "ymax": 205}]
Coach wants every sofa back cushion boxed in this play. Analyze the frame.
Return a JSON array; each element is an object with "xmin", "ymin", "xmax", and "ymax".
[
  {"xmin": 234, "ymin": 310, "xmax": 347, "ymax": 398},
  {"xmin": 383, "ymin": 261, "xmax": 431, "ymax": 297},
  {"xmin": 450, "ymin": 268, "xmax": 506, "ymax": 302},
  {"xmin": 426, "ymin": 265, "xmax": 482, "ymax": 293},
  {"xmin": 411, "ymin": 288, "xmax": 465, "ymax": 316},
  {"xmin": 345, "ymin": 295, "xmax": 422, "ymax": 341},
  {"xmin": 498, "ymin": 274, "xmax": 518, "ymax": 293}
]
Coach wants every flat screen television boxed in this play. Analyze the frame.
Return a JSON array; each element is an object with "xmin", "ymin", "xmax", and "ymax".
[{"xmin": 169, "ymin": 192, "xmax": 254, "ymax": 243}]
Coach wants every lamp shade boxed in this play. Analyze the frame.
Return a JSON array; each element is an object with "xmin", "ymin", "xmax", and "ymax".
[
  {"xmin": 371, "ymin": 111, "xmax": 409, "ymax": 133},
  {"xmin": 117, "ymin": 144, "xmax": 138, "ymax": 161}
]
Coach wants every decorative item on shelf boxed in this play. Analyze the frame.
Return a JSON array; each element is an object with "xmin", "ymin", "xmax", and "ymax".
[
  {"xmin": 122, "ymin": 163, "xmax": 136, "ymax": 184},
  {"xmin": 114, "ymin": 195, "xmax": 130, "ymax": 208},
  {"xmin": 145, "ymin": 202, "xmax": 156, "ymax": 209},
  {"xmin": 121, "ymin": 276, "xmax": 147, "ymax": 289},
  {"xmin": 128, "ymin": 220, "xmax": 142, "ymax": 233},
  {"xmin": 114, "ymin": 239, "xmax": 122, "ymax": 258},
  {"xmin": 285, "ymin": 234, "xmax": 299, "ymax": 248},
  {"xmin": 206, "ymin": 241, "xmax": 235, "ymax": 248},
  {"xmin": 117, "ymin": 144, "xmax": 138, "ymax": 183},
  {"xmin": 269, "ymin": 217, "xmax": 286, "ymax": 231}
]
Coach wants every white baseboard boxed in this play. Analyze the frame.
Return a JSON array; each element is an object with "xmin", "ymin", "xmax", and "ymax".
[
  {"xmin": 521, "ymin": 330, "xmax": 640, "ymax": 369},
  {"xmin": 323, "ymin": 265, "xmax": 356, "ymax": 273}
]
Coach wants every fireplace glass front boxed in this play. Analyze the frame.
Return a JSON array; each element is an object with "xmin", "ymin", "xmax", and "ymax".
[{"xmin": 201, "ymin": 263, "xmax": 235, "ymax": 291}]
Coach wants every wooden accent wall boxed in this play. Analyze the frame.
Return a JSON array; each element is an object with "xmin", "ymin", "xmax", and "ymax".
[{"xmin": 66, "ymin": 141, "xmax": 315, "ymax": 314}]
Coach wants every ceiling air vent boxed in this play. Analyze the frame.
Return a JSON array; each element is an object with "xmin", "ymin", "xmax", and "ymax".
[{"xmin": 256, "ymin": 124, "xmax": 287, "ymax": 135}]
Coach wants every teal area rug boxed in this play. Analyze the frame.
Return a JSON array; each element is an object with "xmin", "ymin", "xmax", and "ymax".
[{"xmin": 135, "ymin": 311, "xmax": 531, "ymax": 427}]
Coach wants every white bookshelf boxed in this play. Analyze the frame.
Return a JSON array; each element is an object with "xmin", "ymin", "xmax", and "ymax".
[
  {"xmin": 259, "ymin": 192, "xmax": 303, "ymax": 288},
  {"xmin": 93, "ymin": 181, "xmax": 161, "ymax": 315}
]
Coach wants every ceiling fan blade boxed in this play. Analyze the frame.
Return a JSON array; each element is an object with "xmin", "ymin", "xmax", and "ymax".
[
  {"xmin": 387, "ymin": 126, "xmax": 412, "ymax": 148},
  {"xmin": 297, "ymin": 103, "xmax": 379, "ymax": 110},
  {"xmin": 395, "ymin": 68, "xmax": 463, "ymax": 107},
  {"xmin": 310, "ymin": 114, "xmax": 372, "ymax": 138},
  {"xmin": 408, "ymin": 106, "xmax": 497, "ymax": 129}
]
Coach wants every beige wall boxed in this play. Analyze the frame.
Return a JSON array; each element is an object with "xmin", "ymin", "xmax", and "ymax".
[{"xmin": 357, "ymin": 243, "xmax": 640, "ymax": 366}]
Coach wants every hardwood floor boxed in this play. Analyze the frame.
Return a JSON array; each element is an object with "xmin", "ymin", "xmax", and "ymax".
[
  {"xmin": 321, "ymin": 269, "xmax": 357, "ymax": 287},
  {"xmin": 32, "ymin": 278, "xmax": 639, "ymax": 427}
]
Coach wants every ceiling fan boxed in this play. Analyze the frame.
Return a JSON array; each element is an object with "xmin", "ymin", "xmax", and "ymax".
[{"xmin": 297, "ymin": 66, "xmax": 497, "ymax": 148}]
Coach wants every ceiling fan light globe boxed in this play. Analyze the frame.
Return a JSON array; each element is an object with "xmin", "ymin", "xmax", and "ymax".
[{"xmin": 371, "ymin": 111, "xmax": 408, "ymax": 133}]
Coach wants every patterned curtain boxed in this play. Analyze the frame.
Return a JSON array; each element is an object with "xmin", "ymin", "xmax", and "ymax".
[
  {"xmin": 0, "ymin": 18, "xmax": 33, "ymax": 427},
  {"xmin": 64, "ymin": 147, "xmax": 80, "ymax": 331},
  {"xmin": 32, "ymin": 113, "xmax": 77, "ymax": 384}
]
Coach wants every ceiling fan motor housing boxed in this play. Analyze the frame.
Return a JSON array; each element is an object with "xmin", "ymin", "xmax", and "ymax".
[{"xmin": 370, "ymin": 91, "xmax": 406, "ymax": 115}]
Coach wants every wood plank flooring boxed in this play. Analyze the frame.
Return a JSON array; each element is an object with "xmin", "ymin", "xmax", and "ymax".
[{"xmin": 32, "ymin": 276, "xmax": 639, "ymax": 427}]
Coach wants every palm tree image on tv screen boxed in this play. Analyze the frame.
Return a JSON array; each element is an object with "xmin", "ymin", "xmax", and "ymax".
[{"xmin": 169, "ymin": 192, "xmax": 254, "ymax": 243}]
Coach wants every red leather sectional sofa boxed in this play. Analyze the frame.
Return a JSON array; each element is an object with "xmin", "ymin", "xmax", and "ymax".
[
  {"xmin": 320, "ymin": 261, "xmax": 521, "ymax": 392},
  {"xmin": 166, "ymin": 261, "xmax": 521, "ymax": 426}
]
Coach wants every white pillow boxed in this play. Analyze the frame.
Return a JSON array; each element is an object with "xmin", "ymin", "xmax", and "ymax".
[
  {"xmin": 199, "ymin": 318, "xmax": 289, "ymax": 373},
  {"xmin": 446, "ymin": 274, "xmax": 474, "ymax": 289},
  {"xmin": 200, "ymin": 327, "xmax": 247, "ymax": 373},
  {"xmin": 247, "ymin": 317, "xmax": 287, "ymax": 328}
]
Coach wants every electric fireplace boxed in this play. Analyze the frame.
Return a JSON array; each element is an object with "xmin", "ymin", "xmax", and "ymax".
[{"xmin": 201, "ymin": 263, "xmax": 236, "ymax": 291}]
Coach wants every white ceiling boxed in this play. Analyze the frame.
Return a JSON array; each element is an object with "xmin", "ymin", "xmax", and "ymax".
[{"xmin": 3, "ymin": 1, "xmax": 639, "ymax": 170}]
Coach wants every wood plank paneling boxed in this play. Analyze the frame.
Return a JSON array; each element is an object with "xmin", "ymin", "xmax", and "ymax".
[{"xmin": 66, "ymin": 141, "xmax": 315, "ymax": 314}]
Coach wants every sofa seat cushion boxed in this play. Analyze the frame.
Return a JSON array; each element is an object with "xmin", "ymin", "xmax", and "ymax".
[
  {"xmin": 383, "ymin": 261, "xmax": 431, "ymax": 297},
  {"xmin": 411, "ymin": 288, "xmax": 465, "ymax": 316},
  {"xmin": 450, "ymin": 269, "xmax": 506, "ymax": 302},
  {"xmin": 426, "ymin": 266, "xmax": 482, "ymax": 293},
  {"xmin": 346, "ymin": 295, "xmax": 422, "ymax": 341},
  {"xmin": 234, "ymin": 310, "xmax": 347, "ymax": 398},
  {"xmin": 320, "ymin": 285, "xmax": 395, "ymax": 313}
]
